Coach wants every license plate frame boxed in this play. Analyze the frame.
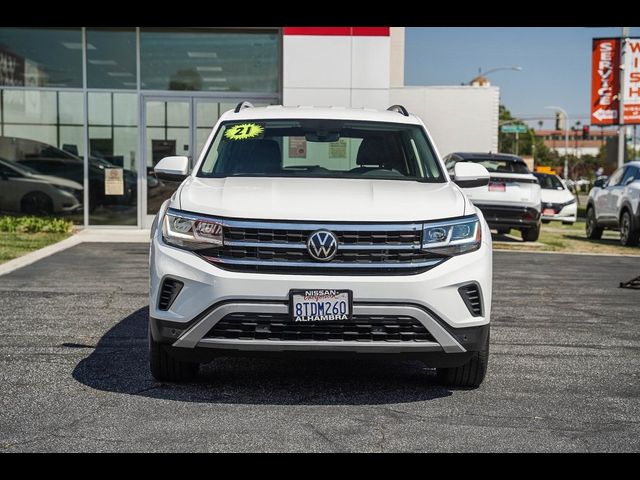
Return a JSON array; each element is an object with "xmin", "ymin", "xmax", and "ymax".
[{"xmin": 289, "ymin": 289, "xmax": 353, "ymax": 323}]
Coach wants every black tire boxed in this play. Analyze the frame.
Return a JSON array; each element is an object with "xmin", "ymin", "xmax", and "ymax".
[
  {"xmin": 149, "ymin": 324, "xmax": 199, "ymax": 382},
  {"xmin": 496, "ymin": 227, "xmax": 510, "ymax": 234},
  {"xmin": 586, "ymin": 207, "xmax": 603, "ymax": 240},
  {"xmin": 521, "ymin": 225, "xmax": 540, "ymax": 242},
  {"xmin": 541, "ymin": 219, "xmax": 550, "ymax": 224},
  {"xmin": 562, "ymin": 221, "xmax": 574, "ymax": 226},
  {"xmin": 436, "ymin": 329, "xmax": 489, "ymax": 389},
  {"xmin": 21, "ymin": 191, "xmax": 53, "ymax": 216},
  {"xmin": 620, "ymin": 211, "xmax": 640, "ymax": 247}
]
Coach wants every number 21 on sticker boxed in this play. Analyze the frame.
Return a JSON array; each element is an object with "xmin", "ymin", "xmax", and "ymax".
[{"xmin": 224, "ymin": 123, "xmax": 264, "ymax": 140}]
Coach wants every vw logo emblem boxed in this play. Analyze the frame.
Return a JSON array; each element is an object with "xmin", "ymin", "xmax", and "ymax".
[{"xmin": 307, "ymin": 230, "xmax": 338, "ymax": 262}]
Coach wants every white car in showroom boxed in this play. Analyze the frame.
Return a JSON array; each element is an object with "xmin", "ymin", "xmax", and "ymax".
[
  {"xmin": 444, "ymin": 152, "xmax": 542, "ymax": 241},
  {"xmin": 533, "ymin": 172, "xmax": 577, "ymax": 225},
  {"xmin": 148, "ymin": 103, "xmax": 493, "ymax": 388}
]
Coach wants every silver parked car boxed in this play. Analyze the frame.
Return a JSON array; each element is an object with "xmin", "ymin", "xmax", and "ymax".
[
  {"xmin": 0, "ymin": 158, "xmax": 83, "ymax": 215},
  {"xmin": 586, "ymin": 161, "xmax": 640, "ymax": 246}
]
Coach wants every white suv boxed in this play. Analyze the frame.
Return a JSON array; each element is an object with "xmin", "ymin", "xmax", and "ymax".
[
  {"xmin": 149, "ymin": 104, "xmax": 493, "ymax": 388},
  {"xmin": 586, "ymin": 161, "xmax": 640, "ymax": 246}
]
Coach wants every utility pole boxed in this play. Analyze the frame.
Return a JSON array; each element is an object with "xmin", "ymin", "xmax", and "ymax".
[{"xmin": 619, "ymin": 27, "xmax": 629, "ymax": 168}]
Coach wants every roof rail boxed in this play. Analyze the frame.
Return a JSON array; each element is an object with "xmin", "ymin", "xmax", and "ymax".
[
  {"xmin": 234, "ymin": 101, "xmax": 254, "ymax": 113},
  {"xmin": 387, "ymin": 104, "xmax": 409, "ymax": 116}
]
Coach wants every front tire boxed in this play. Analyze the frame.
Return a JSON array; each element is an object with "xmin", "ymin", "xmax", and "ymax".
[
  {"xmin": 436, "ymin": 329, "xmax": 489, "ymax": 389},
  {"xmin": 21, "ymin": 191, "xmax": 53, "ymax": 216},
  {"xmin": 586, "ymin": 207, "xmax": 603, "ymax": 240},
  {"xmin": 521, "ymin": 225, "xmax": 540, "ymax": 242},
  {"xmin": 620, "ymin": 211, "xmax": 640, "ymax": 247},
  {"xmin": 496, "ymin": 227, "xmax": 510, "ymax": 235},
  {"xmin": 149, "ymin": 324, "xmax": 199, "ymax": 382}
]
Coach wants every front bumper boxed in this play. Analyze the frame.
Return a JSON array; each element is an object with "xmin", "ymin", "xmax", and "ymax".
[
  {"xmin": 149, "ymin": 213, "xmax": 493, "ymax": 357},
  {"xmin": 474, "ymin": 204, "xmax": 541, "ymax": 230},
  {"xmin": 541, "ymin": 202, "xmax": 577, "ymax": 223}
]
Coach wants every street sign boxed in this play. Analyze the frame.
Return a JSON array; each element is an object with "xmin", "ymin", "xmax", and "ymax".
[
  {"xmin": 622, "ymin": 38, "xmax": 640, "ymax": 124},
  {"xmin": 591, "ymin": 38, "xmax": 621, "ymax": 125},
  {"xmin": 501, "ymin": 124, "xmax": 528, "ymax": 133}
]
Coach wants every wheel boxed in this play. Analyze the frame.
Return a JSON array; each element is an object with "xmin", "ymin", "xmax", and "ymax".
[
  {"xmin": 21, "ymin": 191, "xmax": 53, "ymax": 216},
  {"xmin": 562, "ymin": 221, "xmax": 574, "ymax": 226},
  {"xmin": 496, "ymin": 227, "xmax": 510, "ymax": 235},
  {"xmin": 149, "ymin": 323, "xmax": 199, "ymax": 382},
  {"xmin": 436, "ymin": 329, "xmax": 489, "ymax": 389},
  {"xmin": 620, "ymin": 211, "xmax": 640, "ymax": 247},
  {"xmin": 586, "ymin": 207, "xmax": 603, "ymax": 240},
  {"xmin": 521, "ymin": 225, "xmax": 540, "ymax": 242},
  {"xmin": 541, "ymin": 220, "xmax": 550, "ymax": 224}
]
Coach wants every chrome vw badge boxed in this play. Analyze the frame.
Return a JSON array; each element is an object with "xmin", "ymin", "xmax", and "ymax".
[{"xmin": 307, "ymin": 230, "xmax": 338, "ymax": 261}]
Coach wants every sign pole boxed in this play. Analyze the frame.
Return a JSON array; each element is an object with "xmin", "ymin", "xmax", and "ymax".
[{"xmin": 619, "ymin": 27, "xmax": 629, "ymax": 168}]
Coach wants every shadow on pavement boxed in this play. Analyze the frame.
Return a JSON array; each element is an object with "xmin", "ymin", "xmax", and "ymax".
[{"xmin": 72, "ymin": 307, "xmax": 453, "ymax": 405}]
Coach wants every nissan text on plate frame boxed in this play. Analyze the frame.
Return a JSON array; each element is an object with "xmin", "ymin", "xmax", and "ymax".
[{"xmin": 148, "ymin": 103, "xmax": 493, "ymax": 388}]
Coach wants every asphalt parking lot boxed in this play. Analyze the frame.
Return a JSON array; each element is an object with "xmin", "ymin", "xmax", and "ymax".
[{"xmin": 0, "ymin": 243, "xmax": 638, "ymax": 452}]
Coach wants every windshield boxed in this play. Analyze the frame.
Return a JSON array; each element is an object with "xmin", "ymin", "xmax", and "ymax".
[
  {"xmin": 460, "ymin": 158, "xmax": 530, "ymax": 174},
  {"xmin": 534, "ymin": 173, "xmax": 564, "ymax": 190},
  {"xmin": 198, "ymin": 119, "xmax": 444, "ymax": 182}
]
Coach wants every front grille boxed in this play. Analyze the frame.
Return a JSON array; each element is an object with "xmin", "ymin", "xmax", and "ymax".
[
  {"xmin": 458, "ymin": 283, "xmax": 482, "ymax": 316},
  {"xmin": 205, "ymin": 312, "xmax": 436, "ymax": 342},
  {"xmin": 158, "ymin": 278, "xmax": 183, "ymax": 311},
  {"xmin": 178, "ymin": 211, "xmax": 447, "ymax": 275}
]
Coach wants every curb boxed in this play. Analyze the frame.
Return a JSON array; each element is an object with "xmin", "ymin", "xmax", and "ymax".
[{"xmin": 0, "ymin": 235, "xmax": 83, "ymax": 277}]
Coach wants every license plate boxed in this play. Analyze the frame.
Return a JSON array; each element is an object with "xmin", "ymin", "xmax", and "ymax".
[
  {"xmin": 543, "ymin": 208, "xmax": 555, "ymax": 215},
  {"xmin": 488, "ymin": 182, "xmax": 506, "ymax": 192},
  {"xmin": 289, "ymin": 289, "xmax": 352, "ymax": 322}
]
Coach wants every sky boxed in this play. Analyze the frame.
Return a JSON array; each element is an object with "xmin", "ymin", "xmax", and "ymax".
[{"xmin": 404, "ymin": 27, "xmax": 640, "ymax": 130}]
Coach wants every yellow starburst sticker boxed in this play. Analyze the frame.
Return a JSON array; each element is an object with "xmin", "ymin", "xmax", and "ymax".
[{"xmin": 224, "ymin": 123, "xmax": 265, "ymax": 140}]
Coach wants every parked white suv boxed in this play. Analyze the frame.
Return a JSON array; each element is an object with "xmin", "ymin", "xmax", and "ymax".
[
  {"xmin": 586, "ymin": 161, "xmax": 640, "ymax": 246},
  {"xmin": 149, "ymin": 104, "xmax": 493, "ymax": 388},
  {"xmin": 444, "ymin": 153, "xmax": 542, "ymax": 241}
]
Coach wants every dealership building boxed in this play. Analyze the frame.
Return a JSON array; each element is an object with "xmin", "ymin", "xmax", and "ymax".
[{"xmin": 0, "ymin": 27, "xmax": 499, "ymax": 228}]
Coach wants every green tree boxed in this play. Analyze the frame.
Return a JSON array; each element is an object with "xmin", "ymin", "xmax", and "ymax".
[{"xmin": 498, "ymin": 104, "xmax": 557, "ymax": 166}]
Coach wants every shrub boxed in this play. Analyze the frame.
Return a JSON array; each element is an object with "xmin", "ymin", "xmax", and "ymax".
[{"xmin": 0, "ymin": 216, "xmax": 74, "ymax": 234}]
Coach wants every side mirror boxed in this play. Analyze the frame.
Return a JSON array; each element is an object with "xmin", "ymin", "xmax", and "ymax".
[
  {"xmin": 154, "ymin": 156, "xmax": 189, "ymax": 182},
  {"xmin": 593, "ymin": 177, "xmax": 607, "ymax": 188},
  {"xmin": 452, "ymin": 162, "xmax": 490, "ymax": 188}
]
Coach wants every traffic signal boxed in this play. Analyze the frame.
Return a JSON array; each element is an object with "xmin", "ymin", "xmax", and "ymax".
[
  {"xmin": 555, "ymin": 112, "xmax": 561, "ymax": 130},
  {"xmin": 582, "ymin": 125, "xmax": 590, "ymax": 140}
]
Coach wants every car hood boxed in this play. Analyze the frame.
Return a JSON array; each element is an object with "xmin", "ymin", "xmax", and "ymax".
[
  {"xmin": 540, "ymin": 188, "xmax": 575, "ymax": 203},
  {"xmin": 29, "ymin": 174, "xmax": 83, "ymax": 190},
  {"xmin": 178, "ymin": 176, "xmax": 466, "ymax": 222}
]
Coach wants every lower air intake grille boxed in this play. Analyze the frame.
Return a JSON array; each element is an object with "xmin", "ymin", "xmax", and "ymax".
[
  {"xmin": 158, "ymin": 278, "xmax": 183, "ymax": 311},
  {"xmin": 458, "ymin": 283, "xmax": 483, "ymax": 317},
  {"xmin": 205, "ymin": 312, "xmax": 435, "ymax": 343}
]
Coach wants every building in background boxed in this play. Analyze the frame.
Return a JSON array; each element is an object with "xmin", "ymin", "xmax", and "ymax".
[
  {"xmin": 0, "ymin": 27, "xmax": 498, "ymax": 228},
  {"xmin": 535, "ymin": 128, "xmax": 617, "ymax": 157}
]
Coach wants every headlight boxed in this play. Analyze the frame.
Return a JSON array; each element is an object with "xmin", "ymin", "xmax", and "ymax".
[
  {"xmin": 422, "ymin": 215, "xmax": 481, "ymax": 256},
  {"xmin": 162, "ymin": 210, "xmax": 223, "ymax": 250}
]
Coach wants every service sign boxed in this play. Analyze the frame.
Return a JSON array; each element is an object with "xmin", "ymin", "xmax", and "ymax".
[
  {"xmin": 622, "ymin": 38, "xmax": 640, "ymax": 124},
  {"xmin": 591, "ymin": 38, "xmax": 621, "ymax": 125}
]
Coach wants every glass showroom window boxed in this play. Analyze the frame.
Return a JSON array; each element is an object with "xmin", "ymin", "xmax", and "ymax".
[
  {"xmin": 88, "ymin": 92, "xmax": 138, "ymax": 225},
  {"xmin": 140, "ymin": 28, "xmax": 279, "ymax": 92},
  {"xmin": 86, "ymin": 28, "xmax": 137, "ymax": 89},
  {"xmin": 0, "ymin": 28, "xmax": 83, "ymax": 88},
  {"xmin": 0, "ymin": 89, "xmax": 84, "ymax": 222}
]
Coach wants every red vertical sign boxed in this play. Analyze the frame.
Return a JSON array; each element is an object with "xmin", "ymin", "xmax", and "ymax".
[
  {"xmin": 591, "ymin": 38, "xmax": 620, "ymax": 125},
  {"xmin": 622, "ymin": 39, "xmax": 640, "ymax": 124}
]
